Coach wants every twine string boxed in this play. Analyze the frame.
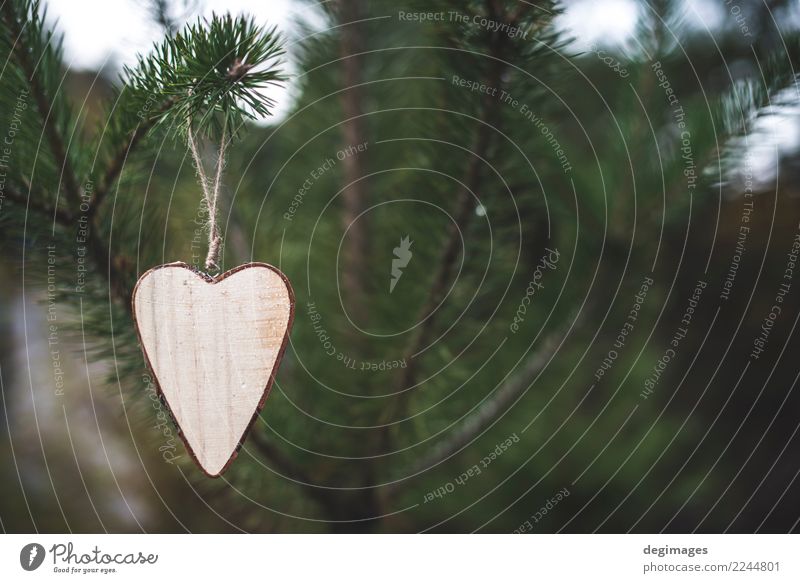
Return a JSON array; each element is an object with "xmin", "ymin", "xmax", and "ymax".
[{"xmin": 187, "ymin": 122, "xmax": 228, "ymax": 273}]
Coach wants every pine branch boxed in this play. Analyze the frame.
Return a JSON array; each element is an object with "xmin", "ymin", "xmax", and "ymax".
[
  {"xmin": 249, "ymin": 428, "xmax": 341, "ymax": 519},
  {"xmin": 88, "ymin": 97, "xmax": 177, "ymax": 220},
  {"xmin": 391, "ymin": 313, "xmax": 579, "ymax": 489},
  {"xmin": 0, "ymin": 0, "xmax": 81, "ymax": 205},
  {"xmin": 120, "ymin": 12, "xmax": 286, "ymax": 141},
  {"xmin": 4, "ymin": 182, "xmax": 71, "ymax": 223}
]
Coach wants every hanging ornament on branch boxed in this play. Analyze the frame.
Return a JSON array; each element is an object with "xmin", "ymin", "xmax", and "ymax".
[{"xmin": 130, "ymin": 15, "xmax": 293, "ymax": 477}]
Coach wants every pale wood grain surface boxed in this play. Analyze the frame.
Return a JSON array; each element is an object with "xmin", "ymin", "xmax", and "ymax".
[{"xmin": 132, "ymin": 262, "xmax": 293, "ymax": 476}]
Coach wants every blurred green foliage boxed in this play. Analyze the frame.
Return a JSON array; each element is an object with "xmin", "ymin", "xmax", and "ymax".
[{"xmin": 2, "ymin": 0, "xmax": 800, "ymax": 533}]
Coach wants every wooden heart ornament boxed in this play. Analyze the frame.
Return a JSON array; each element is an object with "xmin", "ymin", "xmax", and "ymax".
[{"xmin": 132, "ymin": 262, "xmax": 294, "ymax": 477}]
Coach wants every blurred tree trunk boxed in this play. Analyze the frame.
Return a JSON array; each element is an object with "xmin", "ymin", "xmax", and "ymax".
[{"xmin": 335, "ymin": 0, "xmax": 370, "ymax": 327}]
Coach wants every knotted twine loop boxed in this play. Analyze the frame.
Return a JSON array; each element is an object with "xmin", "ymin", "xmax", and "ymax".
[{"xmin": 187, "ymin": 122, "xmax": 228, "ymax": 274}]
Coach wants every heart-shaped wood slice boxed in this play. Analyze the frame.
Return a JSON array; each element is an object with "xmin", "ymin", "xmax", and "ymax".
[{"xmin": 132, "ymin": 262, "xmax": 294, "ymax": 477}]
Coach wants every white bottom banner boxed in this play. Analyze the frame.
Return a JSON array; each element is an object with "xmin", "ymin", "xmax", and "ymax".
[{"xmin": 0, "ymin": 534, "xmax": 796, "ymax": 581}]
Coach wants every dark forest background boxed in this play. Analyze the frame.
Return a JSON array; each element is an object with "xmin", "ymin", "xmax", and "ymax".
[{"xmin": 2, "ymin": 0, "xmax": 800, "ymax": 532}]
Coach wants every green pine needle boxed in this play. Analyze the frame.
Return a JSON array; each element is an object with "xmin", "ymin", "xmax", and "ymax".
[{"xmin": 122, "ymin": 12, "xmax": 287, "ymax": 140}]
